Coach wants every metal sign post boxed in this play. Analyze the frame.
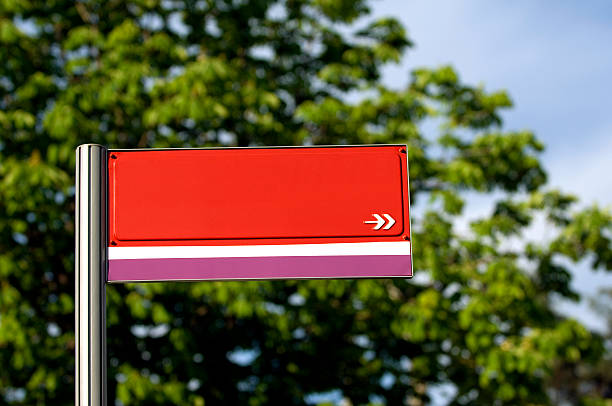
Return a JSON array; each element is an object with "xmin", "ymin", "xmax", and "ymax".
[
  {"xmin": 76, "ymin": 144, "xmax": 107, "ymax": 406},
  {"xmin": 75, "ymin": 144, "xmax": 412, "ymax": 405}
]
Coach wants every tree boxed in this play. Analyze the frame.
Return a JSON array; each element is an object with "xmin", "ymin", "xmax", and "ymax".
[{"xmin": 0, "ymin": 0, "xmax": 610, "ymax": 404}]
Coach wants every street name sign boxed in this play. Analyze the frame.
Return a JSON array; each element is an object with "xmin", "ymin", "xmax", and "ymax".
[{"xmin": 107, "ymin": 145, "xmax": 412, "ymax": 281}]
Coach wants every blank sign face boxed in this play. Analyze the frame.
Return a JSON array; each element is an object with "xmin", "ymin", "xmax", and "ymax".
[{"xmin": 107, "ymin": 146, "xmax": 412, "ymax": 282}]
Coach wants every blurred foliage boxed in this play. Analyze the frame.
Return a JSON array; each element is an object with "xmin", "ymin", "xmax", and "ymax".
[{"xmin": 0, "ymin": 0, "xmax": 611, "ymax": 405}]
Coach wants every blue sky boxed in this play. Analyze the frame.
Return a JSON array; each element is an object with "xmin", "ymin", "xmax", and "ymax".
[{"xmin": 367, "ymin": 0, "xmax": 612, "ymax": 331}]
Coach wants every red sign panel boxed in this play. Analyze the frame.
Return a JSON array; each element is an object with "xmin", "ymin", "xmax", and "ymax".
[{"xmin": 107, "ymin": 146, "xmax": 411, "ymax": 281}]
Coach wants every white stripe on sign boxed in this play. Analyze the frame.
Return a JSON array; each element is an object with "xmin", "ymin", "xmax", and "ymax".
[{"xmin": 108, "ymin": 241, "xmax": 411, "ymax": 260}]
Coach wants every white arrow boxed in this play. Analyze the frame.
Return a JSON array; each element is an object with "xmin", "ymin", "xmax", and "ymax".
[
  {"xmin": 383, "ymin": 214, "xmax": 396, "ymax": 230},
  {"xmin": 364, "ymin": 214, "xmax": 385, "ymax": 230},
  {"xmin": 364, "ymin": 214, "xmax": 396, "ymax": 230}
]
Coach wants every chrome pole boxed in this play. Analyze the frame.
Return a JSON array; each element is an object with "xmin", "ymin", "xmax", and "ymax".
[{"xmin": 76, "ymin": 144, "xmax": 107, "ymax": 406}]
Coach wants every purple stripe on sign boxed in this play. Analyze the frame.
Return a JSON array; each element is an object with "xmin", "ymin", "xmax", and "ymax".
[{"xmin": 108, "ymin": 255, "xmax": 412, "ymax": 282}]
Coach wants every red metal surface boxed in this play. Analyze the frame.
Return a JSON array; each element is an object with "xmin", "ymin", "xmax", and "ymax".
[{"xmin": 108, "ymin": 146, "xmax": 410, "ymax": 247}]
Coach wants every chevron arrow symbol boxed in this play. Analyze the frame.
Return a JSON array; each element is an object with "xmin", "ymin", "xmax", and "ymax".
[
  {"xmin": 364, "ymin": 214, "xmax": 396, "ymax": 230},
  {"xmin": 383, "ymin": 214, "xmax": 396, "ymax": 230}
]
